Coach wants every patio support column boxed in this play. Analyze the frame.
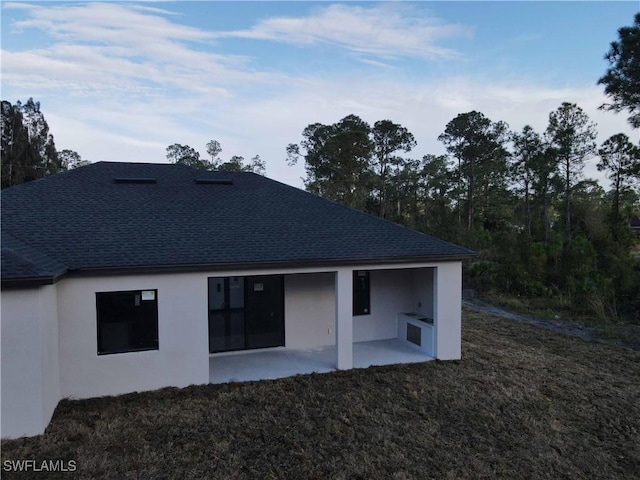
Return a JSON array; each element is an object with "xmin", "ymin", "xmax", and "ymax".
[
  {"xmin": 435, "ymin": 262, "xmax": 462, "ymax": 360},
  {"xmin": 334, "ymin": 268, "xmax": 353, "ymax": 370}
]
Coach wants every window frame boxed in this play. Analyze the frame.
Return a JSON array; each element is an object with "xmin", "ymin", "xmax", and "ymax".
[
  {"xmin": 352, "ymin": 270, "xmax": 371, "ymax": 316},
  {"xmin": 96, "ymin": 289, "xmax": 159, "ymax": 356}
]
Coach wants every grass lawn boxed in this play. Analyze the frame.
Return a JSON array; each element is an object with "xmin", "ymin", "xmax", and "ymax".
[{"xmin": 2, "ymin": 309, "xmax": 639, "ymax": 479}]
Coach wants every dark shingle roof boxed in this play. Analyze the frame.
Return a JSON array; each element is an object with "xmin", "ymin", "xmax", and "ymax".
[
  {"xmin": 1, "ymin": 162, "xmax": 473, "ymax": 286},
  {"xmin": 1, "ymin": 232, "xmax": 68, "ymax": 284}
]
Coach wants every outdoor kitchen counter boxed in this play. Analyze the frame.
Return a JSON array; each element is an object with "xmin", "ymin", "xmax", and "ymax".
[{"xmin": 397, "ymin": 312, "xmax": 435, "ymax": 357}]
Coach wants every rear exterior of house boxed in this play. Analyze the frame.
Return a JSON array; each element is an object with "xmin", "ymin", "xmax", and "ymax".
[{"xmin": 1, "ymin": 162, "xmax": 472, "ymax": 439}]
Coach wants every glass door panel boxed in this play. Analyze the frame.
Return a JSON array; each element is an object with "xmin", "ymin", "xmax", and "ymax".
[
  {"xmin": 208, "ymin": 277, "xmax": 246, "ymax": 353},
  {"xmin": 208, "ymin": 275, "xmax": 284, "ymax": 353},
  {"xmin": 245, "ymin": 276, "xmax": 284, "ymax": 349},
  {"xmin": 208, "ymin": 278, "xmax": 226, "ymax": 310},
  {"xmin": 209, "ymin": 311, "xmax": 245, "ymax": 352}
]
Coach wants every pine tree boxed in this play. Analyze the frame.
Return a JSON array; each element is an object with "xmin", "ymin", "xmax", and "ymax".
[{"xmin": 545, "ymin": 103, "xmax": 597, "ymax": 241}]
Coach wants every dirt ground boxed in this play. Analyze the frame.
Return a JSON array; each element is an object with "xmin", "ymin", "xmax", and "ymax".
[{"xmin": 463, "ymin": 291, "xmax": 640, "ymax": 351}]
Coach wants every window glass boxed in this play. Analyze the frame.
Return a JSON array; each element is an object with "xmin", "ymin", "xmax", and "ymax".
[
  {"xmin": 96, "ymin": 289, "xmax": 158, "ymax": 355},
  {"xmin": 353, "ymin": 271, "xmax": 370, "ymax": 316},
  {"xmin": 208, "ymin": 278, "xmax": 226, "ymax": 311}
]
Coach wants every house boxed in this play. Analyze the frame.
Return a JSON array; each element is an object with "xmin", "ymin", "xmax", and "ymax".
[{"xmin": 1, "ymin": 162, "xmax": 473, "ymax": 438}]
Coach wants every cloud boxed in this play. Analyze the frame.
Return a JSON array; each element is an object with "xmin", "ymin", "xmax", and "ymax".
[
  {"xmin": 11, "ymin": 2, "xmax": 212, "ymax": 43},
  {"xmin": 357, "ymin": 58, "xmax": 395, "ymax": 69},
  {"xmin": 129, "ymin": 5, "xmax": 184, "ymax": 17},
  {"xmin": 2, "ymin": 2, "xmax": 469, "ymax": 100},
  {"xmin": 217, "ymin": 3, "xmax": 472, "ymax": 60},
  {"xmin": 2, "ymin": 2, "xmax": 281, "ymax": 97},
  {"xmin": 1, "ymin": 2, "xmax": 37, "ymax": 11},
  {"xmin": 2, "ymin": 2, "xmax": 634, "ymax": 190}
]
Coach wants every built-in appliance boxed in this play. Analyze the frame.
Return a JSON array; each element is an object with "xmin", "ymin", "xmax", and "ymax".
[{"xmin": 397, "ymin": 312, "xmax": 434, "ymax": 356}]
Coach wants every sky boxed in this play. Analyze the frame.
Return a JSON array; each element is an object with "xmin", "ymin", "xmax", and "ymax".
[{"xmin": 2, "ymin": 1, "xmax": 639, "ymax": 188}]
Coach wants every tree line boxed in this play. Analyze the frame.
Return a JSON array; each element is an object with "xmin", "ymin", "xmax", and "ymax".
[
  {"xmin": 165, "ymin": 140, "xmax": 266, "ymax": 175},
  {"xmin": 1, "ymin": 98, "xmax": 89, "ymax": 189},
  {"xmin": 284, "ymin": 14, "xmax": 640, "ymax": 323},
  {"xmin": 287, "ymin": 104, "xmax": 639, "ymax": 321}
]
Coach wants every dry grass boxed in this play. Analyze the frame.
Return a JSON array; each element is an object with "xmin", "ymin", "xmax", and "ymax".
[{"xmin": 3, "ymin": 309, "xmax": 640, "ymax": 479}]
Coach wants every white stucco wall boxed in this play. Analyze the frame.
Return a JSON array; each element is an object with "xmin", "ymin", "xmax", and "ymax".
[
  {"xmin": 1, "ymin": 285, "xmax": 59, "ymax": 438},
  {"xmin": 40, "ymin": 284, "xmax": 60, "ymax": 432},
  {"xmin": 334, "ymin": 268, "xmax": 353, "ymax": 369},
  {"xmin": 284, "ymin": 273, "xmax": 335, "ymax": 349},
  {"xmin": 57, "ymin": 274, "xmax": 209, "ymax": 399},
  {"xmin": 411, "ymin": 268, "xmax": 435, "ymax": 319},
  {"xmin": 353, "ymin": 269, "xmax": 414, "ymax": 342},
  {"xmin": 433, "ymin": 262, "xmax": 462, "ymax": 360}
]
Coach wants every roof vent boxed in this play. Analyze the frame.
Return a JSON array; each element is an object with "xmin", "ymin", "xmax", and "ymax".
[
  {"xmin": 114, "ymin": 177, "xmax": 157, "ymax": 184},
  {"xmin": 195, "ymin": 178, "xmax": 233, "ymax": 185}
]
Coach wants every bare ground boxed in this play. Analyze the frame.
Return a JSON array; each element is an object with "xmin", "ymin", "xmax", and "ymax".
[{"xmin": 463, "ymin": 292, "xmax": 640, "ymax": 351}]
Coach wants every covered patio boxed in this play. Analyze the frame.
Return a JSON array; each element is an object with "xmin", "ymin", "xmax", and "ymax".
[{"xmin": 209, "ymin": 338, "xmax": 433, "ymax": 384}]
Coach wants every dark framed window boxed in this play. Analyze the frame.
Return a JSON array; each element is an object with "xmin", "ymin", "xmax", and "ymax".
[
  {"xmin": 96, "ymin": 289, "xmax": 159, "ymax": 355},
  {"xmin": 353, "ymin": 270, "xmax": 370, "ymax": 316}
]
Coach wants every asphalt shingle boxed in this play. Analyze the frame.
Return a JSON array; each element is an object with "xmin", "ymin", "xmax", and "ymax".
[
  {"xmin": 1, "ymin": 232, "xmax": 68, "ymax": 282},
  {"xmin": 1, "ymin": 162, "xmax": 473, "ymax": 285}
]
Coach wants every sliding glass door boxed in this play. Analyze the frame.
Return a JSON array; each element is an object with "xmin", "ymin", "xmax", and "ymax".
[{"xmin": 208, "ymin": 275, "xmax": 284, "ymax": 353}]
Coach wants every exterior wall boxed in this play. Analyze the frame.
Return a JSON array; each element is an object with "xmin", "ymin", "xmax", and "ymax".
[
  {"xmin": 353, "ymin": 269, "xmax": 413, "ymax": 342},
  {"xmin": 284, "ymin": 273, "xmax": 335, "ymax": 349},
  {"xmin": 334, "ymin": 268, "xmax": 353, "ymax": 369},
  {"xmin": 57, "ymin": 274, "xmax": 209, "ymax": 399},
  {"xmin": 412, "ymin": 268, "xmax": 435, "ymax": 318},
  {"xmin": 1, "ymin": 285, "xmax": 59, "ymax": 438},
  {"xmin": 40, "ymin": 285, "xmax": 60, "ymax": 432},
  {"xmin": 433, "ymin": 262, "xmax": 462, "ymax": 360}
]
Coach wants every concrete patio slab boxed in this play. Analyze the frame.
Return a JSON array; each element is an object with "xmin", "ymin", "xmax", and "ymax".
[{"xmin": 209, "ymin": 338, "xmax": 432, "ymax": 384}]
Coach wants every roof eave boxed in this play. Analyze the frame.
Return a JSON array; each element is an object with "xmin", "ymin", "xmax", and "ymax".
[
  {"xmin": 1, "ymin": 275, "xmax": 58, "ymax": 290},
  {"xmin": 1, "ymin": 253, "xmax": 476, "ymax": 287},
  {"xmin": 64, "ymin": 253, "xmax": 476, "ymax": 277}
]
